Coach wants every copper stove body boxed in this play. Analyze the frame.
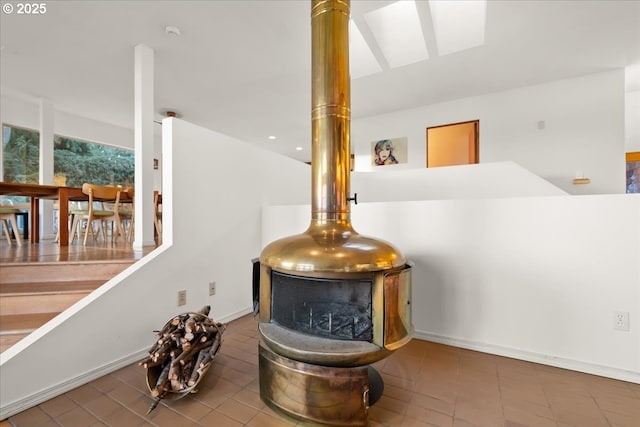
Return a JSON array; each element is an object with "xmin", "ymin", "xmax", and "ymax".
[
  {"xmin": 256, "ymin": 263, "xmax": 412, "ymax": 426},
  {"xmin": 256, "ymin": 0, "xmax": 413, "ymax": 425}
]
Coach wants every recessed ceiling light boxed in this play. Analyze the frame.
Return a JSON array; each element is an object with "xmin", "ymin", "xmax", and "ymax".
[
  {"xmin": 295, "ymin": 147, "xmax": 303, "ymax": 151},
  {"xmin": 268, "ymin": 135, "xmax": 277, "ymax": 140}
]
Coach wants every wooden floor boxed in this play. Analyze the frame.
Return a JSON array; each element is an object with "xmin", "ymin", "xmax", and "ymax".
[
  {"xmin": 0, "ymin": 237, "xmax": 158, "ymax": 352},
  {"xmin": 0, "ymin": 237, "xmax": 157, "ymax": 264}
]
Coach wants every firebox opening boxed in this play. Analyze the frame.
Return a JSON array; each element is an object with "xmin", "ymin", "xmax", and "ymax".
[{"xmin": 271, "ymin": 271, "xmax": 373, "ymax": 341}]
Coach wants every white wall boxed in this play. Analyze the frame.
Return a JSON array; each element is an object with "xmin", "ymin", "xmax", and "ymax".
[
  {"xmin": 626, "ymin": 89, "xmax": 640, "ymax": 153},
  {"xmin": 263, "ymin": 193, "xmax": 640, "ymax": 383},
  {"xmin": 1, "ymin": 94, "xmax": 134, "ymax": 149},
  {"xmin": 353, "ymin": 70, "xmax": 627, "ymax": 195},
  {"xmin": 0, "ymin": 118, "xmax": 310, "ymax": 418},
  {"xmin": 375, "ymin": 195, "xmax": 639, "ymax": 380},
  {"xmin": 0, "ymin": 94, "xmax": 39, "ymax": 131}
]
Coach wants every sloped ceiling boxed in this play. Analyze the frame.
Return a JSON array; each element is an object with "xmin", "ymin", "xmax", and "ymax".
[{"xmin": 1, "ymin": 0, "xmax": 639, "ymax": 162}]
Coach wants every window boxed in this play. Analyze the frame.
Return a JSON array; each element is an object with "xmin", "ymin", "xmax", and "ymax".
[
  {"xmin": 54, "ymin": 136, "xmax": 134, "ymax": 187},
  {"xmin": 1, "ymin": 125, "xmax": 39, "ymax": 234},
  {"xmin": 2, "ymin": 124, "xmax": 40, "ymax": 183},
  {"xmin": 2, "ymin": 124, "xmax": 134, "ymax": 188},
  {"xmin": 2, "ymin": 124, "xmax": 134, "ymax": 237}
]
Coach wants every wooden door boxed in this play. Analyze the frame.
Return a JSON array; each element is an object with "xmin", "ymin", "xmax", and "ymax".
[{"xmin": 426, "ymin": 120, "xmax": 479, "ymax": 167}]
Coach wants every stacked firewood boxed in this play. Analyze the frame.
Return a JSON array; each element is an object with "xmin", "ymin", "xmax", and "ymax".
[{"xmin": 139, "ymin": 305, "xmax": 225, "ymax": 412}]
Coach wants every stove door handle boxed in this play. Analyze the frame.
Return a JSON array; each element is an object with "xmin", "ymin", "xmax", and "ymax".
[{"xmin": 362, "ymin": 386, "xmax": 370, "ymax": 413}]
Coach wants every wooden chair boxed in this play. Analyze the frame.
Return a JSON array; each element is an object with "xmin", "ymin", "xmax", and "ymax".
[
  {"xmin": 72, "ymin": 184, "xmax": 123, "ymax": 245},
  {"xmin": 55, "ymin": 200, "xmax": 80, "ymax": 243},
  {"xmin": 67, "ymin": 201, "xmax": 92, "ymax": 243},
  {"xmin": 0, "ymin": 206, "xmax": 23, "ymax": 246},
  {"xmin": 117, "ymin": 188, "xmax": 134, "ymax": 243}
]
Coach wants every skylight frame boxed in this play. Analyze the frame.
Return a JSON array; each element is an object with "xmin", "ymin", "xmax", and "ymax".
[
  {"xmin": 428, "ymin": 0, "xmax": 487, "ymax": 56},
  {"xmin": 363, "ymin": 0, "xmax": 429, "ymax": 69}
]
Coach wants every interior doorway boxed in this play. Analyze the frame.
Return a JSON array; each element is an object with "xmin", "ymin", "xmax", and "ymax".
[{"xmin": 426, "ymin": 120, "xmax": 479, "ymax": 168}]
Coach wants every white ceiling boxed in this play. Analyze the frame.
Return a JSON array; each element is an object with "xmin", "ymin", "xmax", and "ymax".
[{"xmin": 1, "ymin": 0, "xmax": 639, "ymax": 162}]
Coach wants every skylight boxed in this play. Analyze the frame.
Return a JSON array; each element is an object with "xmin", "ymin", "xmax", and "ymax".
[
  {"xmin": 348, "ymin": 0, "xmax": 487, "ymax": 79},
  {"xmin": 429, "ymin": 0, "xmax": 487, "ymax": 56},
  {"xmin": 364, "ymin": 0, "xmax": 429, "ymax": 69},
  {"xmin": 349, "ymin": 20, "xmax": 383, "ymax": 79}
]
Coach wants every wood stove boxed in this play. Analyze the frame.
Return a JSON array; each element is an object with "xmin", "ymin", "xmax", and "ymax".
[{"xmin": 256, "ymin": 1, "xmax": 413, "ymax": 425}]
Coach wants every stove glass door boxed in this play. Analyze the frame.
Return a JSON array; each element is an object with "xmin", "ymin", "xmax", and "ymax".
[{"xmin": 271, "ymin": 271, "xmax": 373, "ymax": 341}]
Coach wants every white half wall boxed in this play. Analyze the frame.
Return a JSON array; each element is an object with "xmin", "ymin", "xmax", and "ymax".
[
  {"xmin": 0, "ymin": 118, "xmax": 310, "ymax": 418},
  {"xmin": 351, "ymin": 161, "xmax": 567, "ymax": 203},
  {"xmin": 264, "ymin": 194, "xmax": 640, "ymax": 383},
  {"xmin": 352, "ymin": 70, "xmax": 627, "ymax": 195}
]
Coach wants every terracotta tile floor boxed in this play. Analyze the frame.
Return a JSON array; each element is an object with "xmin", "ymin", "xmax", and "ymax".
[{"xmin": 4, "ymin": 314, "xmax": 640, "ymax": 427}]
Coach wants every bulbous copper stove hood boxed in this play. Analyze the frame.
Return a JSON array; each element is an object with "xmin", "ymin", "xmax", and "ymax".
[{"xmin": 256, "ymin": 1, "xmax": 413, "ymax": 425}]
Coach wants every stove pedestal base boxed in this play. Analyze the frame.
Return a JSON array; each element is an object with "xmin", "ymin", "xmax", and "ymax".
[{"xmin": 259, "ymin": 342, "xmax": 381, "ymax": 426}]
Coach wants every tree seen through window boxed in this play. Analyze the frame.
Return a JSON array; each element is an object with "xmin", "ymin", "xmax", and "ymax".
[
  {"xmin": 1, "ymin": 124, "xmax": 134, "ymax": 188},
  {"xmin": 54, "ymin": 136, "xmax": 134, "ymax": 187}
]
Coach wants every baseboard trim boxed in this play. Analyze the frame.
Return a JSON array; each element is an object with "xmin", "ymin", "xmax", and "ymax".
[
  {"xmin": 217, "ymin": 306, "xmax": 253, "ymax": 324},
  {"xmin": 0, "ymin": 348, "xmax": 148, "ymax": 420},
  {"xmin": 0, "ymin": 309, "xmax": 253, "ymax": 420},
  {"xmin": 414, "ymin": 330, "xmax": 640, "ymax": 384}
]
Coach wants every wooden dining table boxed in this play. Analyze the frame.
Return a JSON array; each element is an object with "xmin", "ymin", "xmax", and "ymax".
[{"xmin": 0, "ymin": 182, "xmax": 130, "ymax": 246}]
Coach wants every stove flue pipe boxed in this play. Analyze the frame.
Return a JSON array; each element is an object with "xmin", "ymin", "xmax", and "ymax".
[
  {"xmin": 311, "ymin": 0, "xmax": 351, "ymax": 223},
  {"xmin": 261, "ymin": 0, "xmax": 405, "ymax": 274}
]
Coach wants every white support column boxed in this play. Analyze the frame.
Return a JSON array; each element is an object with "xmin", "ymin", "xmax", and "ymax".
[
  {"xmin": 133, "ymin": 44, "xmax": 156, "ymax": 248},
  {"xmin": 39, "ymin": 98, "xmax": 55, "ymax": 239},
  {"xmin": 0, "ymin": 107, "xmax": 5, "ymax": 181}
]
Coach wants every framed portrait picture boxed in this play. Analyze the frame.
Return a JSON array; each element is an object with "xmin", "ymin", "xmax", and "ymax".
[{"xmin": 371, "ymin": 137, "xmax": 408, "ymax": 166}]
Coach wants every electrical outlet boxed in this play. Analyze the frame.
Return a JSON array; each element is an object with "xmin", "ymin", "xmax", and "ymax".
[
  {"xmin": 209, "ymin": 281, "xmax": 216, "ymax": 296},
  {"xmin": 178, "ymin": 290, "xmax": 187, "ymax": 306},
  {"xmin": 613, "ymin": 311, "xmax": 629, "ymax": 331}
]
